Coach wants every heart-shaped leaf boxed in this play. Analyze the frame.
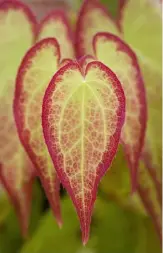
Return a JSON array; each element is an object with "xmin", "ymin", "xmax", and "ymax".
[
  {"xmin": 93, "ymin": 32, "xmax": 147, "ymax": 191},
  {"xmin": 0, "ymin": 0, "xmax": 37, "ymax": 236},
  {"xmin": 42, "ymin": 60, "xmax": 125, "ymax": 244},
  {"xmin": 38, "ymin": 10, "xmax": 75, "ymax": 59},
  {"xmin": 14, "ymin": 38, "xmax": 63, "ymax": 226},
  {"xmin": 75, "ymin": 0, "xmax": 161, "ymax": 240}
]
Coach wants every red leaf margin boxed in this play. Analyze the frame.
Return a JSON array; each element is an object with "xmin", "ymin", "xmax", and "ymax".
[
  {"xmin": 42, "ymin": 60, "xmax": 126, "ymax": 244},
  {"xmin": 37, "ymin": 9, "xmax": 75, "ymax": 56},
  {"xmin": 93, "ymin": 32, "xmax": 147, "ymax": 191},
  {"xmin": 117, "ymin": 0, "xmax": 127, "ymax": 28},
  {"xmin": 13, "ymin": 38, "xmax": 62, "ymax": 226},
  {"xmin": 0, "ymin": 0, "xmax": 37, "ymax": 42},
  {"xmin": 75, "ymin": 0, "xmax": 120, "ymax": 58},
  {"xmin": 0, "ymin": 0, "xmax": 37, "ymax": 236}
]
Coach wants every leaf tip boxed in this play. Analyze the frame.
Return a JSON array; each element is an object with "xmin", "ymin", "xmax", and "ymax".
[
  {"xmin": 82, "ymin": 226, "xmax": 90, "ymax": 246},
  {"xmin": 130, "ymin": 168, "xmax": 138, "ymax": 194},
  {"xmin": 56, "ymin": 215, "xmax": 63, "ymax": 229}
]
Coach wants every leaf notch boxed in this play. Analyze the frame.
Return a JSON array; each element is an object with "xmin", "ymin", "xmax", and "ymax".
[{"xmin": 42, "ymin": 60, "xmax": 125, "ymax": 244}]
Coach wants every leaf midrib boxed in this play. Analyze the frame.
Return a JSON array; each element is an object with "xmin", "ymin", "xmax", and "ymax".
[{"xmin": 81, "ymin": 84, "xmax": 85, "ymax": 219}]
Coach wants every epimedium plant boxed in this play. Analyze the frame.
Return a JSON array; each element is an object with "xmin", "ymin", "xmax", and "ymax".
[
  {"xmin": 74, "ymin": 0, "xmax": 162, "ymax": 241},
  {"xmin": 0, "ymin": 0, "xmax": 75, "ymax": 235},
  {"xmin": 0, "ymin": 0, "xmax": 161, "ymax": 247}
]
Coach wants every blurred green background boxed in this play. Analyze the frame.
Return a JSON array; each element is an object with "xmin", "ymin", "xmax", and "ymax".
[
  {"xmin": 0, "ymin": 0, "xmax": 161, "ymax": 252},
  {"xmin": 0, "ymin": 148, "xmax": 161, "ymax": 253}
]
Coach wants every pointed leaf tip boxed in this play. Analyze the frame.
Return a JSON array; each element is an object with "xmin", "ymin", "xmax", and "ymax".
[
  {"xmin": 14, "ymin": 38, "xmax": 63, "ymax": 226},
  {"xmin": 93, "ymin": 32, "xmax": 147, "ymax": 192},
  {"xmin": 42, "ymin": 60, "xmax": 125, "ymax": 242}
]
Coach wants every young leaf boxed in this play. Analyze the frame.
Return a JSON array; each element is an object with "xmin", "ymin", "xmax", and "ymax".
[
  {"xmin": 38, "ymin": 10, "xmax": 75, "ymax": 59},
  {"xmin": 0, "ymin": 0, "xmax": 37, "ymax": 236},
  {"xmin": 75, "ymin": 0, "xmax": 120, "ymax": 57},
  {"xmin": 93, "ymin": 33, "xmax": 147, "ymax": 191},
  {"xmin": 14, "ymin": 38, "xmax": 63, "ymax": 227},
  {"xmin": 121, "ymin": 0, "xmax": 162, "ymax": 174},
  {"xmin": 120, "ymin": 1, "xmax": 162, "ymax": 226},
  {"xmin": 42, "ymin": 61, "xmax": 125, "ymax": 244}
]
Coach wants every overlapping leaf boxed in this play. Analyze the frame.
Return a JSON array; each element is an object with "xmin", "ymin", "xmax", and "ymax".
[
  {"xmin": 75, "ymin": 0, "xmax": 162, "ymax": 240},
  {"xmin": 121, "ymin": 0, "xmax": 162, "ymax": 170},
  {"xmin": 14, "ymin": 38, "xmax": 63, "ymax": 226},
  {"xmin": 75, "ymin": 0, "xmax": 161, "ymax": 182},
  {"xmin": 0, "ymin": 0, "xmax": 37, "ymax": 236},
  {"xmin": 42, "ymin": 61, "xmax": 125, "ymax": 243},
  {"xmin": 75, "ymin": 0, "xmax": 147, "ymax": 191},
  {"xmin": 121, "ymin": 0, "xmax": 162, "ymax": 238},
  {"xmin": 75, "ymin": 0, "xmax": 120, "ymax": 57},
  {"xmin": 14, "ymin": 4, "xmax": 76, "ymax": 226},
  {"xmin": 37, "ymin": 10, "xmax": 75, "ymax": 59},
  {"xmin": 93, "ymin": 33, "xmax": 147, "ymax": 190}
]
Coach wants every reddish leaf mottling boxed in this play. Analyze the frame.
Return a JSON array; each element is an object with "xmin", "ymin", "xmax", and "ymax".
[
  {"xmin": 42, "ymin": 61, "xmax": 125, "ymax": 244},
  {"xmin": 14, "ymin": 39, "xmax": 63, "ymax": 226},
  {"xmin": 93, "ymin": 33, "xmax": 147, "ymax": 191},
  {"xmin": 0, "ymin": 0, "xmax": 37, "ymax": 235}
]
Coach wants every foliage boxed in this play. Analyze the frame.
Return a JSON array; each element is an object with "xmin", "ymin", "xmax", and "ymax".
[{"xmin": 0, "ymin": 0, "xmax": 161, "ymax": 252}]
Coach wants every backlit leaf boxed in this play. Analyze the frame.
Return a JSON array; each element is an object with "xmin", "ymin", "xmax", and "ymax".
[
  {"xmin": 0, "ymin": 0, "xmax": 37, "ymax": 236},
  {"xmin": 121, "ymin": 0, "xmax": 162, "ymax": 236},
  {"xmin": 75, "ymin": 0, "xmax": 161, "ymax": 240},
  {"xmin": 93, "ymin": 33, "xmax": 147, "ymax": 190},
  {"xmin": 42, "ymin": 61, "xmax": 125, "ymax": 244},
  {"xmin": 121, "ymin": 0, "xmax": 162, "ymax": 170},
  {"xmin": 75, "ymin": 0, "xmax": 120, "ymax": 57},
  {"xmin": 38, "ymin": 10, "xmax": 75, "ymax": 59},
  {"xmin": 14, "ymin": 38, "xmax": 63, "ymax": 226}
]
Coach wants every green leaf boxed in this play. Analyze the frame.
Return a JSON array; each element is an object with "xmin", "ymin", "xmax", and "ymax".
[
  {"xmin": 21, "ymin": 198, "xmax": 96, "ymax": 253},
  {"xmin": 0, "ymin": 181, "xmax": 43, "ymax": 253},
  {"xmin": 21, "ymin": 196, "xmax": 161, "ymax": 253},
  {"xmin": 122, "ymin": 0, "xmax": 162, "ymax": 172},
  {"xmin": 0, "ymin": 191, "xmax": 10, "ymax": 224},
  {"xmin": 94, "ymin": 199, "xmax": 146, "ymax": 253}
]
